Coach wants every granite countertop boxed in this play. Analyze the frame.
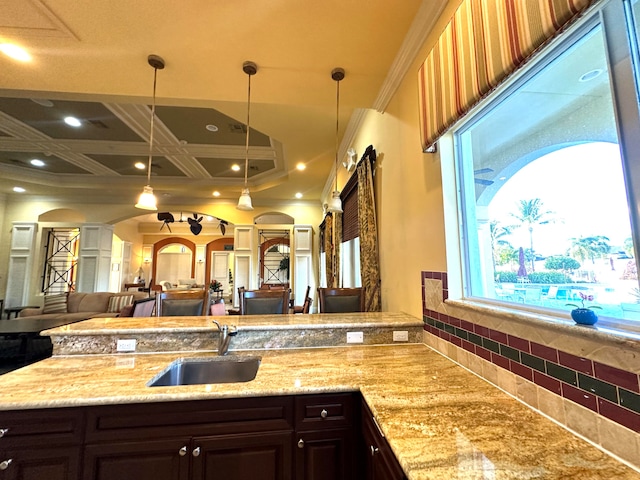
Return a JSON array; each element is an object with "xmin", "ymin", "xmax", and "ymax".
[{"xmin": 0, "ymin": 344, "xmax": 637, "ymax": 479}]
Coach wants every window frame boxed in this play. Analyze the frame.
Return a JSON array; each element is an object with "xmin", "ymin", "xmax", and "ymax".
[{"xmin": 444, "ymin": 0, "xmax": 640, "ymax": 333}]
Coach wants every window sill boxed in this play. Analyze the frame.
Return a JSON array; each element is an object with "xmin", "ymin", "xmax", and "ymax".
[{"xmin": 445, "ymin": 298, "xmax": 640, "ymax": 346}]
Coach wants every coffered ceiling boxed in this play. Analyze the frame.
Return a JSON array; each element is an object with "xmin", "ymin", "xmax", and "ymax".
[{"xmin": 0, "ymin": 0, "xmax": 446, "ymax": 208}]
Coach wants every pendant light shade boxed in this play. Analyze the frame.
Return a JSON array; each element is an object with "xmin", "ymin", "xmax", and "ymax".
[
  {"xmin": 135, "ymin": 54, "xmax": 165, "ymax": 211},
  {"xmin": 236, "ymin": 61, "xmax": 257, "ymax": 211},
  {"xmin": 328, "ymin": 67, "xmax": 345, "ymax": 214},
  {"xmin": 237, "ymin": 187, "xmax": 253, "ymax": 211}
]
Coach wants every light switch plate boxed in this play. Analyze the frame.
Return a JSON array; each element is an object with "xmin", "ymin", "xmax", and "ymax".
[
  {"xmin": 393, "ymin": 330, "xmax": 409, "ymax": 342},
  {"xmin": 346, "ymin": 331, "xmax": 364, "ymax": 343},
  {"xmin": 116, "ymin": 339, "xmax": 137, "ymax": 352}
]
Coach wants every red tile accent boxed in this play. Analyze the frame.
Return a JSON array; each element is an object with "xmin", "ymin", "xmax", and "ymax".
[
  {"xmin": 488, "ymin": 329, "xmax": 508, "ymax": 344},
  {"xmin": 460, "ymin": 320, "xmax": 474, "ymax": 331},
  {"xmin": 451, "ymin": 336, "xmax": 462, "ymax": 347},
  {"xmin": 434, "ymin": 272, "xmax": 442, "ymax": 280},
  {"xmin": 449, "ymin": 317, "xmax": 461, "ymax": 327},
  {"xmin": 510, "ymin": 361, "xmax": 533, "ymax": 381},
  {"xmin": 442, "ymin": 272, "xmax": 448, "ymax": 289},
  {"xmin": 462, "ymin": 340, "xmax": 475, "ymax": 353},
  {"xmin": 594, "ymin": 362, "xmax": 640, "ymax": 393},
  {"xmin": 425, "ymin": 272, "xmax": 433, "ymax": 279},
  {"xmin": 443, "ymin": 289, "xmax": 449, "ymax": 300},
  {"xmin": 598, "ymin": 399, "xmax": 640, "ymax": 432},
  {"xmin": 562, "ymin": 383, "xmax": 598, "ymax": 411},
  {"xmin": 474, "ymin": 325, "xmax": 490, "ymax": 338},
  {"xmin": 558, "ymin": 351, "xmax": 593, "ymax": 376},
  {"xmin": 530, "ymin": 342, "xmax": 558, "ymax": 362},
  {"xmin": 533, "ymin": 371, "xmax": 562, "ymax": 395},
  {"xmin": 507, "ymin": 335, "xmax": 530, "ymax": 353},
  {"xmin": 476, "ymin": 346, "xmax": 492, "ymax": 361},
  {"xmin": 440, "ymin": 314, "xmax": 450, "ymax": 324},
  {"xmin": 491, "ymin": 353, "xmax": 510, "ymax": 370},
  {"xmin": 438, "ymin": 330, "xmax": 451, "ymax": 342}
]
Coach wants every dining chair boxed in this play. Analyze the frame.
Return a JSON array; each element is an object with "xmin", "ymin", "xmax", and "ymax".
[
  {"xmin": 155, "ymin": 289, "xmax": 210, "ymax": 316},
  {"xmin": 293, "ymin": 286, "xmax": 311, "ymax": 314},
  {"xmin": 131, "ymin": 297, "xmax": 157, "ymax": 317},
  {"xmin": 240, "ymin": 289, "xmax": 290, "ymax": 315},
  {"xmin": 317, "ymin": 287, "xmax": 364, "ymax": 313}
]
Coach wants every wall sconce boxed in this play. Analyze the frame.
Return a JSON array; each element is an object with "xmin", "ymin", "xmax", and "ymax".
[
  {"xmin": 144, "ymin": 258, "xmax": 151, "ymax": 264},
  {"xmin": 343, "ymin": 147, "xmax": 357, "ymax": 172},
  {"xmin": 197, "ymin": 258, "xmax": 204, "ymax": 264}
]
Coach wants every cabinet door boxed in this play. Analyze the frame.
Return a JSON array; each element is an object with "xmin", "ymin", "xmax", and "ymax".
[
  {"xmin": 0, "ymin": 446, "xmax": 81, "ymax": 480},
  {"xmin": 295, "ymin": 428, "xmax": 353, "ymax": 480},
  {"xmin": 360, "ymin": 406, "xmax": 405, "ymax": 480},
  {"xmin": 83, "ymin": 438, "xmax": 190, "ymax": 480},
  {"xmin": 192, "ymin": 431, "xmax": 292, "ymax": 480}
]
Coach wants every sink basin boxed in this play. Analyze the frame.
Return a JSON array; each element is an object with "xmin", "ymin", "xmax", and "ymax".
[{"xmin": 147, "ymin": 356, "xmax": 261, "ymax": 387}]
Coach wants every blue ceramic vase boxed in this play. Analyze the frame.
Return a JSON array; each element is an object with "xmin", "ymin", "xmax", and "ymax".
[{"xmin": 571, "ymin": 308, "xmax": 598, "ymax": 325}]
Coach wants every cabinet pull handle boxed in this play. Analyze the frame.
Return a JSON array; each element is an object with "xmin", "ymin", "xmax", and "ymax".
[
  {"xmin": 297, "ymin": 439, "xmax": 305, "ymax": 449},
  {"xmin": 192, "ymin": 447, "xmax": 201, "ymax": 457},
  {"xmin": 371, "ymin": 415, "xmax": 385, "ymax": 438},
  {"xmin": 370, "ymin": 445, "xmax": 379, "ymax": 456},
  {"xmin": 179, "ymin": 446, "xmax": 187, "ymax": 456},
  {"xmin": 320, "ymin": 409, "xmax": 328, "ymax": 418},
  {"xmin": 0, "ymin": 429, "xmax": 8, "ymax": 438},
  {"xmin": 0, "ymin": 459, "xmax": 12, "ymax": 470}
]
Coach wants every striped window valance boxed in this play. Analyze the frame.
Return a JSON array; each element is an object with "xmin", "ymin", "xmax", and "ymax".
[{"xmin": 418, "ymin": 0, "xmax": 595, "ymax": 150}]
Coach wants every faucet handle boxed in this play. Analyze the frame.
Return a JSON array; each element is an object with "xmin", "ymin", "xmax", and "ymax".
[{"xmin": 212, "ymin": 320, "xmax": 222, "ymax": 330}]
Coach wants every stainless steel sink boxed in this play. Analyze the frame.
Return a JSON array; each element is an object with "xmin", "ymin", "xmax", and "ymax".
[{"xmin": 147, "ymin": 356, "xmax": 261, "ymax": 387}]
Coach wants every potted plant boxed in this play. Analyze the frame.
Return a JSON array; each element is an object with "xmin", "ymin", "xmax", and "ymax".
[
  {"xmin": 567, "ymin": 292, "xmax": 601, "ymax": 325},
  {"xmin": 209, "ymin": 279, "xmax": 223, "ymax": 292}
]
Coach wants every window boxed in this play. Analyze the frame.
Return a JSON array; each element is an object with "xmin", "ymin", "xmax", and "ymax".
[{"xmin": 452, "ymin": 1, "xmax": 640, "ymax": 326}]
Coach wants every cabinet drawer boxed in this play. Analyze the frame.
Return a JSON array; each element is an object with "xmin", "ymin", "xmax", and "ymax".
[
  {"xmin": 86, "ymin": 396, "xmax": 294, "ymax": 442},
  {"xmin": 0, "ymin": 408, "xmax": 84, "ymax": 448},
  {"xmin": 294, "ymin": 393, "xmax": 354, "ymax": 431}
]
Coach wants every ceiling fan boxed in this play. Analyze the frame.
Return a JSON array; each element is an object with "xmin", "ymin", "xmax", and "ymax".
[
  {"xmin": 474, "ymin": 167, "xmax": 494, "ymax": 186},
  {"xmin": 156, "ymin": 212, "xmax": 229, "ymax": 236},
  {"xmin": 157, "ymin": 212, "xmax": 174, "ymax": 232}
]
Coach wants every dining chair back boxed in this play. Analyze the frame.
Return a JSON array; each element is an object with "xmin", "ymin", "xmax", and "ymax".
[
  {"xmin": 293, "ymin": 285, "xmax": 311, "ymax": 314},
  {"xmin": 317, "ymin": 287, "xmax": 364, "ymax": 313},
  {"xmin": 240, "ymin": 289, "xmax": 290, "ymax": 315},
  {"xmin": 155, "ymin": 289, "xmax": 210, "ymax": 316},
  {"xmin": 131, "ymin": 297, "xmax": 156, "ymax": 317}
]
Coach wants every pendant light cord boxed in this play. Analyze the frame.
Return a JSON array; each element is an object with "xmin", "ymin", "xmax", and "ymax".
[
  {"xmin": 335, "ymin": 77, "xmax": 340, "ymax": 192},
  {"xmin": 244, "ymin": 72, "xmax": 252, "ymax": 187},
  {"xmin": 146, "ymin": 66, "xmax": 158, "ymax": 186}
]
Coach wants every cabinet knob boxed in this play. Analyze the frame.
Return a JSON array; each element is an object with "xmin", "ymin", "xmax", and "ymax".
[
  {"xmin": 297, "ymin": 439, "xmax": 305, "ymax": 449},
  {"xmin": 179, "ymin": 446, "xmax": 187, "ymax": 457},
  {"xmin": 320, "ymin": 409, "xmax": 328, "ymax": 418},
  {"xmin": 192, "ymin": 447, "xmax": 201, "ymax": 457},
  {"xmin": 0, "ymin": 459, "xmax": 12, "ymax": 470},
  {"xmin": 370, "ymin": 445, "xmax": 379, "ymax": 456},
  {"xmin": 0, "ymin": 429, "xmax": 8, "ymax": 438}
]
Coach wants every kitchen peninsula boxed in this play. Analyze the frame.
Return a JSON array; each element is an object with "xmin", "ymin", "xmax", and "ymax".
[{"xmin": 0, "ymin": 313, "xmax": 637, "ymax": 479}]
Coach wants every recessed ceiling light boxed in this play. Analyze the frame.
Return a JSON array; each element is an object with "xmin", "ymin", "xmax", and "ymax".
[
  {"xmin": 206, "ymin": 124, "xmax": 219, "ymax": 132},
  {"xmin": 30, "ymin": 98, "xmax": 54, "ymax": 107},
  {"xmin": 231, "ymin": 164, "xmax": 240, "ymax": 172},
  {"xmin": 64, "ymin": 116, "xmax": 82, "ymax": 127},
  {"xmin": 30, "ymin": 159, "xmax": 45, "ymax": 167},
  {"xmin": 212, "ymin": 191, "xmax": 221, "ymax": 197},
  {"xmin": 295, "ymin": 192, "xmax": 303, "ymax": 199},
  {"xmin": 579, "ymin": 69, "xmax": 603, "ymax": 82},
  {"xmin": 134, "ymin": 162, "xmax": 146, "ymax": 170},
  {"xmin": 13, "ymin": 186, "xmax": 25, "ymax": 193},
  {"xmin": 296, "ymin": 162, "xmax": 306, "ymax": 171},
  {"xmin": 0, "ymin": 43, "xmax": 31, "ymax": 62}
]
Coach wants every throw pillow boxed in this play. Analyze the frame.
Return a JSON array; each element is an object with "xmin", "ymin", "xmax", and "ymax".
[
  {"xmin": 42, "ymin": 293, "xmax": 68, "ymax": 314},
  {"xmin": 107, "ymin": 294, "xmax": 135, "ymax": 313}
]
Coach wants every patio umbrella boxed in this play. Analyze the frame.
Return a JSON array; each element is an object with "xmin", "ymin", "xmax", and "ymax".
[{"xmin": 517, "ymin": 247, "xmax": 528, "ymax": 278}]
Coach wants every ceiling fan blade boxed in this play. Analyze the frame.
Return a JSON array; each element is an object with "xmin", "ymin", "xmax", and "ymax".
[{"xmin": 220, "ymin": 223, "xmax": 226, "ymax": 235}]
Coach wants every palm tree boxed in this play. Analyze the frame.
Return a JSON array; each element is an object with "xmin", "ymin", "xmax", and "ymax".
[
  {"xmin": 570, "ymin": 236, "xmax": 611, "ymax": 264},
  {"xmin": 490, "ymin": 221, "xmax": 513, "ymax": 272},
  {"xmin": 510, "ymin": 198, "xmax": 553, "ymax": 272}
]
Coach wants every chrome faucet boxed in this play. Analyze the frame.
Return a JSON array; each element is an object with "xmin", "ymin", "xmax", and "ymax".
[{"xmin": 212, "ymin": 320, "xmax": 237, "ymax": 356}]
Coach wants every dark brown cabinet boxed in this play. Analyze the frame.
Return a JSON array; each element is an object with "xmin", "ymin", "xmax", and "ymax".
[
  {"xmin": 360, "ymin": 400, "xmax": 406, "ymax": 480},
  {"xmin": 82, "ymin": 396, "xmax": 294, "ymax": 480},
  {"xmin": 0, "ymin": 407, "xmax": 84, "ymax": 480},
  {"xmin": 294, "ymin": 393, "xmax": 355, "ymax": 480}
]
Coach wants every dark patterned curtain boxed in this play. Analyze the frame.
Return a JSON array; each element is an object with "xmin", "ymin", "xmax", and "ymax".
[
  {"xmin": 323, "ymin": 213, "xmax": 334, "ymax": 287},
  {"xmin": 333, "ymin": 212, "xmax": 342, "ymax": 288},
  {"xmin": 357, "ymin": 146, "xmax": 381, "ymax": 311}
]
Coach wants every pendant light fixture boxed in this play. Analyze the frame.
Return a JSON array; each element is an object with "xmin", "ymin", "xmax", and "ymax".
[
  {"xmin": 237, "ymin": 61, "xmax": 257, "ymax": 211},
  {"xmin": 135, "ymin": 54, "xmax": 165, "ymax": 210},
  {"xmin": 327, "ymin": 67, "xmax": 345, "ymax": 213}
]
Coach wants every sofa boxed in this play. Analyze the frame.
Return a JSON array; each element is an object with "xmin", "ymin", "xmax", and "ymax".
[{"xmin": 19, "ymin": 291, "xmax": 149, "ymax": 322}]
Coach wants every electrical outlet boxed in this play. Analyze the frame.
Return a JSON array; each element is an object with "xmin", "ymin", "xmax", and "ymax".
[
  {"xmin": 116, "ymin": 339, "xmax": 137, "ymax": 352},
  {"xmin": 346, "ymin": 331, "xmax": 364, "ymax": 343},
  {"xmin": 393, "ymin": 330, "xmax": 409, "ymax": 342}
]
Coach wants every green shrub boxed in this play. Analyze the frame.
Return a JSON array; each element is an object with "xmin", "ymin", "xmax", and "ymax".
[
  {"xmin": 527, "ymin": 272, "xmax": 572, "ymax": 284},
  {"xmin": 496, "ymin": 271, "xmax": 517, "ymax": 282},
  {"xmin": 544, "ymin": 255, "xmax": 580, "ymax": 271}
]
